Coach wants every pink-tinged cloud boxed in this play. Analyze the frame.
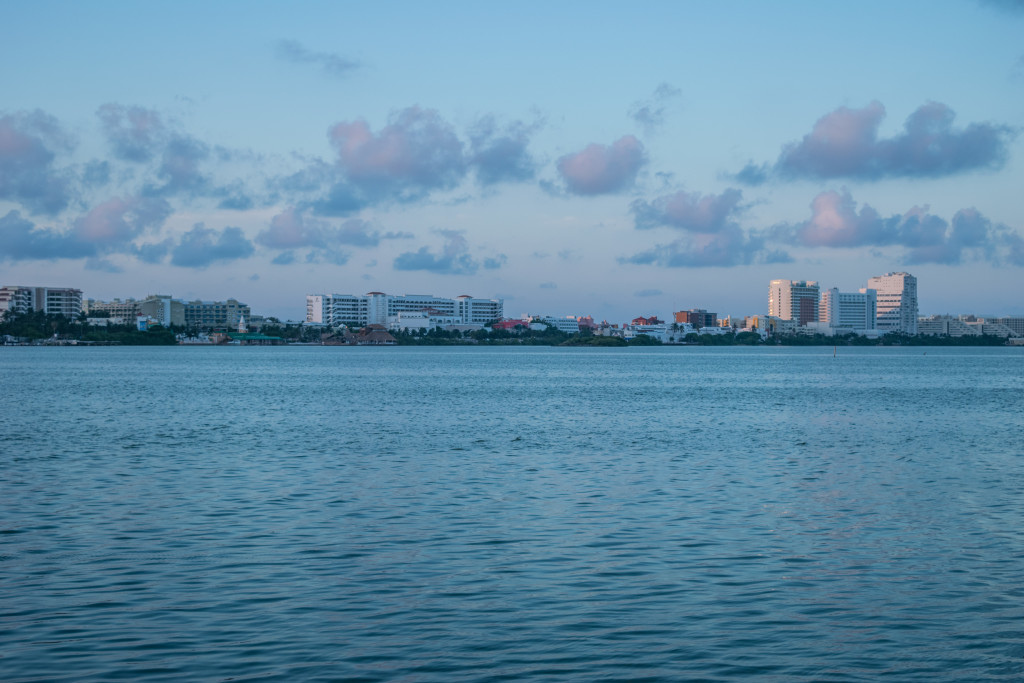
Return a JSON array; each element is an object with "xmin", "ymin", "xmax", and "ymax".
[
  {"xmin": 72, "ymin": 196, "xmax": 171, "ymax": 246},
  {"xmin": 779, "ymin": 189, "xmax": 1023, "ymax": 265},
  {"xmin": 258, "ymin": 207, "xmax": 315, "ymax": 249},
  {"xmin": 258, "ymin": 207, "xmax": 405, "ymax": 253},
  {"xmin": 328, "ymin": 107, "xmax": 466, "ymax": 198},
  {"xmin": 796, "ymin": 189, "xmax": 887, "ymax": 247},
  {"xmin": 781, "ymin": 102, "xmax": 885, "ymax": 178},
  {"xmin": 0, "ymin": 196, "xmax": 170, "ymax": 262},
  {"xmin": 738, "ymin": 101, "xmax": 1014, "ymax": 182},
  {"xmin": 557, "ymin": 135, "xmax": 645, "ymax": 195},
  {"xmin": 632, "ymin": 188, "xmax": 743, "ymax": 233}
]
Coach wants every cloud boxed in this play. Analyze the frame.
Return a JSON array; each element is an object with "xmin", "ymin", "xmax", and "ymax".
[
  {"xmin": 632, "ymin": 188, "xmax": 744, "ymax": 232},
  {"xmin": 135, "ymin": 238, "xmax": 174, "ymax": 264},
  {"xmin": 483, "ymin": 254, "xmax": 507, "ymax": 270},
  {"xmin": 979, "ymin": 0, "xmax": 1024, "ymax": 13},
  {"xmin": 629, "ymin": 83, "xmax": 681, "ymax": 133},
  {"xmin": 0, "ymin": 195, "xmax": 170, "ymax": 261},
  {"xmin": 393, "ymin": 229, "xmax": 501, "ymax": 275},
  {"xmin": 557, "ymin": 135, "xmax": 645, "ymax": 195},
  {"xmin": 621, "ymin": 225, "xmax": 768, "ymax": 268},
  {"xmin": 539, "ymin": 282, "xmax": 557, "ymax": 290},
  {"xmin": 0, "ymin": 110, "xmax": 76, "ymax": 215},
  {"xmin": 170, "ymin": 223, "xmax": 254, "ymax": 268},
  {"xmin": 73, "ymin": 195, "xmax": 171, "ymax": 247},
  {"xmin": 624, "ymin": 186, "xmax": 770, "ymax": 266},
  {"xmin": 288, "ymin": 108, "xmax": 539, "ymax": 212},
  {"xmin": 328, "ymin": 106, "xmax": 467, "ymax": 203},
  {"xmin": 739, "ymin": 101, "xmax": 1015, "ymax": 182},
  {"xmin": 276, "ymin": 39, "xmax": 360, "ymax": 78},
  {"xmin": 468, "ymin": 116, "xmax": 538, "ymax": 185},
  {"xmin": 97, "ymin": 102, "xmax": 251, "ymax": 202},
  {"xmin": 776, "ymin": 189, "xmax": 1024, "ymax": 265},
  {"xmin": 154, "ymin": 135, "xmax": 211, "ymax": 194},
  {"xmin": 82, "ymin": 160, "xmax": 111, "ymax": 187},
  {"xmin": 258, "ymin": 207, "xmax": 405, "ymax": 255},
  {"xmin": 0, "ymin": 210, "xmax": 77, "ymax": 260},
  {"xmin": 97, "ymin": 104, "xmax": 166, "ymax": 162},
  {"xmin": 271, "ymin": 250, "xmax": 296, "ymax": 265}
]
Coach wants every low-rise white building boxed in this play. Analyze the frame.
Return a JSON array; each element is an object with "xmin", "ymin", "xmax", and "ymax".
[
  {"xmin": 917, "ymin": 315, "xmax": 980, "ymax": 337},
  {"xmin": 308, "ymin": 292, "xmax": 502, "ymax": 328}
]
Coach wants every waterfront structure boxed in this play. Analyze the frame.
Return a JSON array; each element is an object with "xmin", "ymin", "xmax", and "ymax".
[
  {"xmin": 532, "ymin": 316, "xmax": 581, "ymax": 333},
  {"xmin": 1, "ymin": 286, "xmax": 83, "ymax": 317},
  {"xmin": 139, "ymin": 295, "xmax": 184, "ymax": 327},
  {"xmin": 674, "ymin": 309, "xmax": 717, "ymax": 329},
  {"xmin": 744, "ymin": 315, "xmax": 795, "ymax": 337},
  {"xmin": 183, "ymin": 298, "xmax": 251, "ymax": 329},
  {"xmin": 769, "ymin": 280, "xmax": 820, "ymax": 326},
  {"xmin": 819, "ymin": 288, "xmax": 877, "ymax": 333},
  {"xmin": 967, "ymin": 320, "xmax": 1017, "ymax": 338},
  {"xmin": 387, "ymin": 310, "xmax": 461, "ymax": 331},
  {"xmin": 867, "ymin": 272, "xmax": 918, "ymax": 335},
  {"xmin": 491, "ymin": 319, "xmax": 530, "ymax": 331},
  {"xmin": 307, "ymin": 292, "xmax": 503, "ymax": 328},
  {"xmin": 990, "ymin": 317, "xmax": 1024, "ymax": 337},
  {"xmin": 85, "ymin": 298, "xmax": 140, "ymax": 319},
  {"xmin": 918, "ymin": 315, "xmax": 980, "ymax": 337}
]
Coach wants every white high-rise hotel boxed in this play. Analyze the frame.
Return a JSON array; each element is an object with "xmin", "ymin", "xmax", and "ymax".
[
  {"xmin": 867, "ymin": 272, "xmax": 918, "ymax": 335},
  {"xmin": 307, "ymin": 292, "xmax": 503, "ymax": 328},
  {"xmin": 820, "ymin": 288, "xmax": 877, "ymax": 331}
]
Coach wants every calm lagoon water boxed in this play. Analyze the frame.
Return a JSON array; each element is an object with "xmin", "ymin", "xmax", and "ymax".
[{"xmin": 2, "ymin": 345, "xmax": 1023, "ymax": 681}]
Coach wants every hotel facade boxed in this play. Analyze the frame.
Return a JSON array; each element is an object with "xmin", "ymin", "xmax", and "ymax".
[
  {"xmin": 867, "ymin": 272, "xmax": 918, "ymax": 335},
  {"xmin": 307, "ymin": 292, "xmax": 503, "ymax": 329}
]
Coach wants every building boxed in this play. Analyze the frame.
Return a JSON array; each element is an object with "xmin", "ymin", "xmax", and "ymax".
[
  {"xmin": 769, "ymin": 280, "xmax": 820, "ymax": 326},
  {"xmin": 917, "ymin": 315, "xmax": 980, "ymax": 337},
  {"xmin": 138, "ymin": 295, "xmax": 184, "ymax": 327},
  {"xmin": 674, "ymin": 309, "xmax": 717, "ymax": 330},
  {"xmin": 867, "ymin": 272, "xmax": 918, "ymax": 335},
  {"xmin": 183, "ymin": 298, "xmax": 251, "ymax": 329},
  {"xmin": 966, "ymin": 320, "xmax": 1017, "ymax": 338},
  {"xmin": 819, "ymin": 288, "xmax": 877, "ymax": 332},
  {"xmin": 387, "ymin": 310, "xmax": 461, "ymax": 331},
  {"xmin": 745, "ymin": 314, "xmax": 795, "ymax": 337},
  {"xmin": 631, "ymin": 315, "xmax": 664, "ymax": 326},
  {"xmin": 0, "ymin": 286, "xmax": 83, "ymax": 317},
  {"xmin": 533, "ymin": 316, "xmax": 580, "ymax": 333},
  {"xmin": 85, "ymin": 298, "xmax": 140, "ymax": 319},
  {"xmin": 306, "ymin": 292, "xmax": 503, "ymax": 328},
  {"xmin": 989, "ymin": 317, "xmax": 1024, "ymax": 337}
]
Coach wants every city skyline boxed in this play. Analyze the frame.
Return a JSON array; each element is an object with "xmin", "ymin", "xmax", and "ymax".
[{"xmin": 2, "ymin": 1, "xmax": 1024, "ymax": 321}]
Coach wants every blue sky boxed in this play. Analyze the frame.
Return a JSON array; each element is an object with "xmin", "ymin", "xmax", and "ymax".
[{"xmin": 2, "ymin": 0, "xmax": 1023, "ymax": 320}]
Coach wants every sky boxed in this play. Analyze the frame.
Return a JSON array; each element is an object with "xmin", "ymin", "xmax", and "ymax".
[{"xmin": 2, "ymin": 0, "xmax": 1023, "ymax": 321}]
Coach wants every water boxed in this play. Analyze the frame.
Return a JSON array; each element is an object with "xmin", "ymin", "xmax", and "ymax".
[{"xmin": 2, "ymin": 346, "xmax": 1023, "ymax": 681}]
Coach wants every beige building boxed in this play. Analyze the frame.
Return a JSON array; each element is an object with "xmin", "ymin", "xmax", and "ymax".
[{"xmin": 769, "ymin": 280, "xmax": 820, "ymax": 326}]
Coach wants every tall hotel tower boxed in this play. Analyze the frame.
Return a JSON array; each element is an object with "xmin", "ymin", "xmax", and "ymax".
[
  {"xmin": 867, "ymin": 272, "xmax": 918, "ymax": 335},
  {"xmin": 769, "ymin": 280, "xmax": 820, "ymax": 326}
]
